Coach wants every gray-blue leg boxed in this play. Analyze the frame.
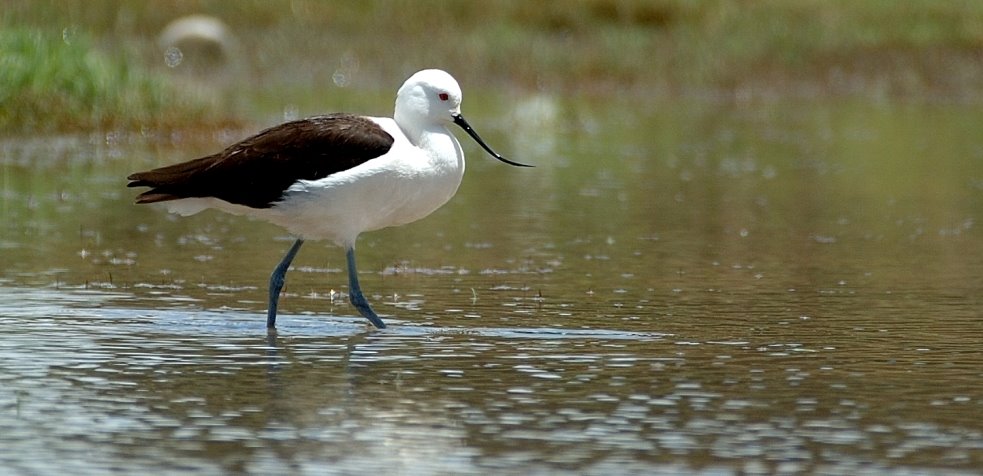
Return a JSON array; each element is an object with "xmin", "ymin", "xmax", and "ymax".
[
  {"xmin": 346, "ymin": 246, "xmax": 387, "ymax": 329},
  {"xmin": 267, "ymin": 238, "xmax": 304, "ymax": 328}
]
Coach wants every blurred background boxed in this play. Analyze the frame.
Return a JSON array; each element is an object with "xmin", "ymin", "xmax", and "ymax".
[{"xmin": 3, "ymin": 0, "xmax": 983, "ymax": 133}]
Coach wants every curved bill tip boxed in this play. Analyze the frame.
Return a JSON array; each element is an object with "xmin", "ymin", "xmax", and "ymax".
[{"xmin": 453, "ymin": 114, "xmax": 534, "ymax": 168}]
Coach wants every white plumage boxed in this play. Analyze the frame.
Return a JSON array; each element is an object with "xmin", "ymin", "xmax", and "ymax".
[{"xmin": 128, "ymin": 69, "xmax": 530, "ymax": 329}]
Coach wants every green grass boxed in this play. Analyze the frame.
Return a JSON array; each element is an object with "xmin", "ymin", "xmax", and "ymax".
[
  {"xmin": 2, "ymin": 0, "xmax": 983, "ymax": 134},
  {"xmin": 0, "ymin": 27, "xmax": 218, "ymax": 134}
]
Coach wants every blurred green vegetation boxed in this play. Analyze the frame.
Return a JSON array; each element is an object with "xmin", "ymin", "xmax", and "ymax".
[
  {"xmin": 2, "ymin": 0, "xmax": 983, "ymax": 134},
  {"xmin": 0, "ymin": 27, "xmax": 218, "ymax": 133}
]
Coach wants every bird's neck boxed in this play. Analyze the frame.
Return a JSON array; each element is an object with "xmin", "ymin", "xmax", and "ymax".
[
  {"xmin": 397, "ymin": 116, "xmax": 451, "ymax": 148},
  {"xmin": 394, "ymin": 114, "xmax": 462, "ymax": 169},
  {"xmin": 394, "ymin": 110, "xmax": 428, "ymax": 146},
  {"xmin": 419, "ymin": 126, "xmax": 463, "ymax": 167}
]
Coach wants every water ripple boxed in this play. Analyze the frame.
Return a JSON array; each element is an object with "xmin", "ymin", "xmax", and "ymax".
[{"xmin": 1, "ymin": 285, "xmax": 982, "ymax": 474}]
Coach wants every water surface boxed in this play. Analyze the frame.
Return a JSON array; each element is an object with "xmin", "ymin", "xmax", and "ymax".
[{"xmin": 2, "ymin": 98, "xmax": 982, "ymax": 474}]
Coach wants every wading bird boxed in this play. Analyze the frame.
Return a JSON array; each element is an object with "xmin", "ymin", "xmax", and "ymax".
[{"xmin": 128, "ymin": 69, "xmax": 531, "ymax": 329}]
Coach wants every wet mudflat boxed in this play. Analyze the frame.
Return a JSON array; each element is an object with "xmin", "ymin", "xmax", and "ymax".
[{"xmin": 2, "ymin": 98, "xmax": 982, "ymax": 474}]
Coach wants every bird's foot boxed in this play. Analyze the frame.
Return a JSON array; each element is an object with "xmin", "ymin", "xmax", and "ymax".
[{"xmin": 350, "ymin": 291, "xmax": 387, "ymax": 329}]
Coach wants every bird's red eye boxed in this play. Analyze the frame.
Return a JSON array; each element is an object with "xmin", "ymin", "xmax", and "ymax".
[{"xmin": 438, "ymin": 92, "xmax": 449, "ymax": 101}]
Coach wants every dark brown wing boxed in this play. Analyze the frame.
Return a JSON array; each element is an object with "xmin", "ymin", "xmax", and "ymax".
[{"xmin": 127, "ymin": 113, "xmax": 394, "ymax": 209}]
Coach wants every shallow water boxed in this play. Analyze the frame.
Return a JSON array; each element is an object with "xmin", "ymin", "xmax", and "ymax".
[{"xmin": 2, "ymin": 98, "xmax": 983, "ymax": 474}]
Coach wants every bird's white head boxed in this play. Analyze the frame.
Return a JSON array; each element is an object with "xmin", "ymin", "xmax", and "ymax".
[
  {"xmin": 393, "ymin": 69, "xmax": 535, "ymax": 168},
  {"xmin": 394, "ymin": 69, "xmax": 463, "ymax": 128}
]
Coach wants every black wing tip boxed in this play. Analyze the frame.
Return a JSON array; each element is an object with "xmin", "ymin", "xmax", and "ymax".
[
  {"xmin": 127, "ymin": 171, "xmax": 151, "ymax": 187},
  {"xmin": 133, "ymin": 191, "xmax": 173, "ymax": 204}
]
